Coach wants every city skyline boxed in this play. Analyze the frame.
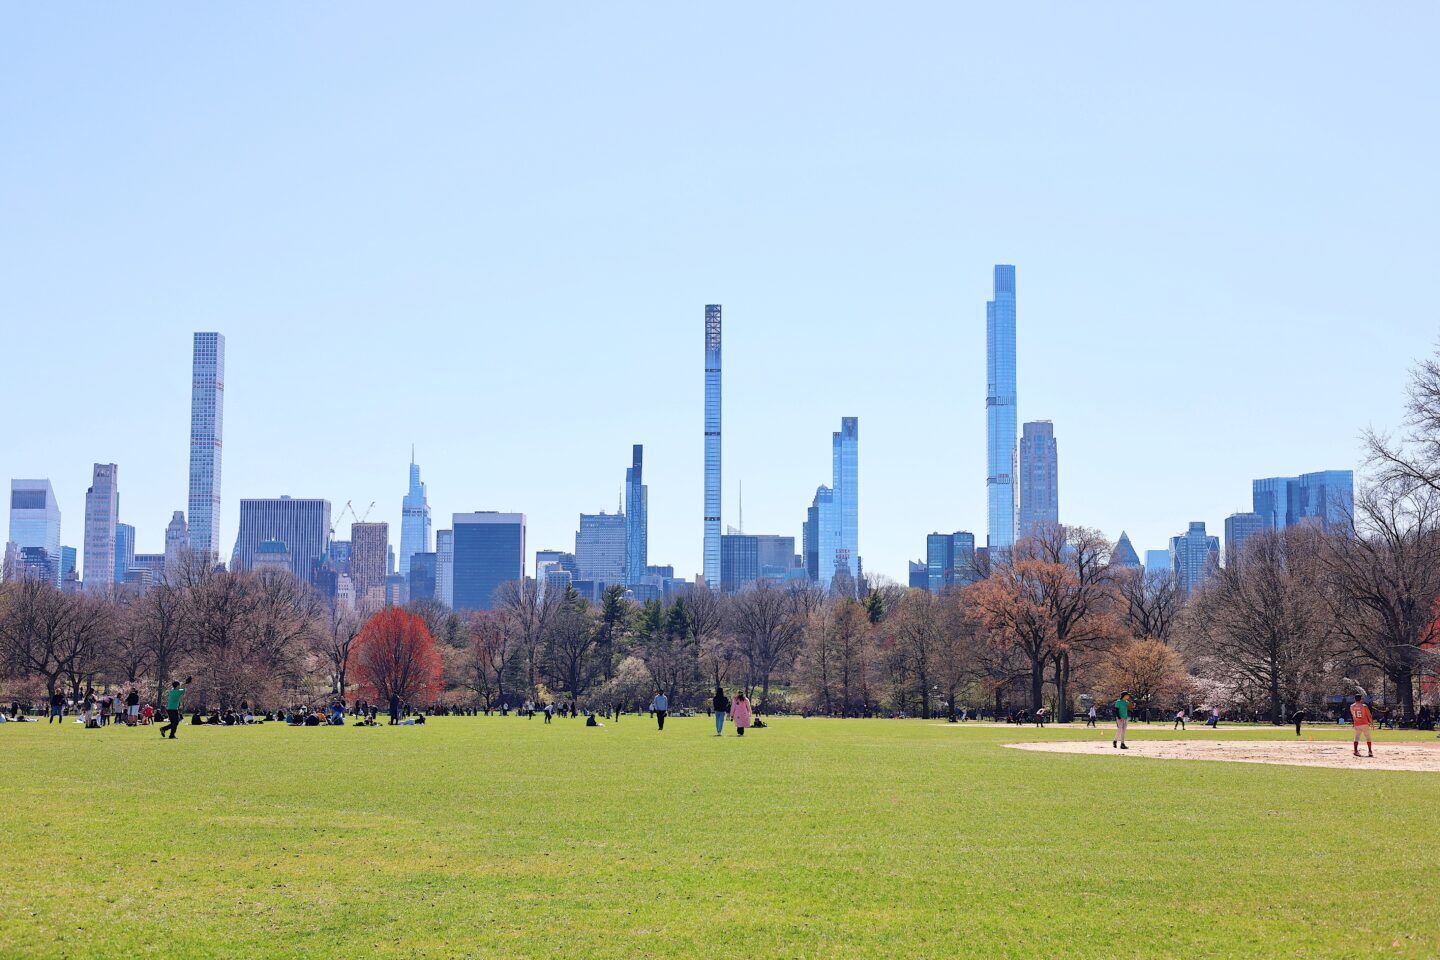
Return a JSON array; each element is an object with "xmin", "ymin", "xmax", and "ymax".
[{"xmin": 3, "ymin": 5, "xmax": 1434, "ymax": 582}]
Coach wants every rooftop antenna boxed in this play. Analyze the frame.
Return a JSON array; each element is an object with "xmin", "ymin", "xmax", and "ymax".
[{"xmin": 739, "ymin": 479, "xmax": 743, "ymax": 534}]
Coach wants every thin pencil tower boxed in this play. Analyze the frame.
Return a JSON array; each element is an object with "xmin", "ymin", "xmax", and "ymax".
[{"xmin": 703, "ymin": 304, "xmax": 722, "ymax": 586}]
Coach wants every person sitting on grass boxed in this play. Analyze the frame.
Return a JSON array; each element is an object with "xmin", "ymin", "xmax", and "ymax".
[{"xmin": 585, "ymin": 712, "xmax": 602, "ymax": 727}]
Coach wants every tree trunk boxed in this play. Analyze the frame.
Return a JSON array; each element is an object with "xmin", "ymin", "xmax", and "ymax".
[
  {"xmin": 1030, "ymin": 657, "xmax": 1045, "ymax": 713},
  {"xmin": 1055, "ymin": 652, "xmax": 1072, "ymax": 723}
]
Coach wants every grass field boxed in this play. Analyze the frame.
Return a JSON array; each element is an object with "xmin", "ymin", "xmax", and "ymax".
[{"xmin": 3, "ymin": 716, "xmax": 1438, "ymax": 959}]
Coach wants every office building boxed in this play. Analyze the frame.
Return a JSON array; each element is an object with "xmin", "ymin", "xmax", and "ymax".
[
  {"xmin": 130, "ymin": 553, "xmax": 166, "ymax": 584},
  {"xmin": 624, "ymin": 444, "xmax": 647, "ymax": 585},
  {"xmin": 1253, "ymin": 470, "xmax": 1354, "ymax": 535},
  {"xmin": 328, "ymin": 540, "xmax": 351, "ymax": 575},
  {"xmin": 926, "ymin": 531, "xmax": 977, "ymax": 592},
  {"xmin": 755, "ymin": 534, "xmax": 797, "ymax": 579},
  {"xmin": 806, "ymin": 485, "xmax": 834, "ymax": 584},
  {"xmin": 187, "ymin": 332, "xmax": 224, "ymax": 562},
  {"xmin": 720, "ymin": 533, "xmax": 760, "ymax": 593},
  {"xmin": 986, "ymin": 265, "xmax": 1018, "ymax": 554},
  {"xmin": 83, "ymin": 463, "xmax": 119, "ymax": 593},
  {"xmin": 1143, "ymin": 549, "xmax": 1172, "ymax": 580},
  {"xmin": 1224, "ymin": 512, "xmax": 1266, "ymax": 565},
  {"xmin": 1112, "ymin": 532, "xmax": 1141, "ymax": 569},
  {"xmin": 1170, "ymin": 522, "xmax": 1219, "ymax": 596},
  {"xmin": 9, "ymin": 479, "xmax": 61, "ymax": 586},
  {"xmin": 452, "ymin": 512, "xmax": 525, "ymax": 610},
  {"xmin": 58, "ymin": 546, "xmax": 76, "ymax": 586},
  {"xmin": 907, "ymin": 560, "xmax": 928, "ymax": 590},
  {"xmin": 399, "ymin": 451, "xmax": 432, "ymax": 579},
  {"xmin": 350, "ymin": 522, "xmax": 388, "ymax": 595},
  {"xmin": 1017, "ymin": 420, "xmax": 1058, "ymax": 539},
  {"xmin": 408, "ymin": 552, "xmax": 437, "ymax": 602},
  {"xmin": 703, "ymin": 304, "xmax": 722, "ymax": 587},
  {"xmin": 163, "ymin": 511, "xmax": 187, "ymax": 578},
  {"xmin": 435, "ymin": 529, "xmax": 454, "ymax": 608},
  {"xmin": 114, "ymin": 523, "xmax": 136, "ymax": 585},
  {"xmin": 576, "ymin": 512, "xmax": 626, "ymax": 587},
  {"xmin": 232, "ymin": 497, "xmax": 331, "ymax": 584}
]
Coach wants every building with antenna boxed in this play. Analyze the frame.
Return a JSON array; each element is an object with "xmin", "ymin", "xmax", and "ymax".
[{"xmin": 399, "ymin": 448, "xmax": 431, "ymax": 579}]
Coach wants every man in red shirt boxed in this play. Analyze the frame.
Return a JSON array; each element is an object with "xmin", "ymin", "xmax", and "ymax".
[{"xmin": 1349, "ymin": 694, "xmax": 1374, "ymax": 758}]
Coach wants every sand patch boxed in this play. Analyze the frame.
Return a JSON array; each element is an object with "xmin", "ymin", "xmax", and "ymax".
[{"xmin": 1007, "ymin": 738, "xmax": 1440, "ymax": 772}]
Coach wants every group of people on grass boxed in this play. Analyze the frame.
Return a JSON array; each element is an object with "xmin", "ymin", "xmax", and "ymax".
[{"xmin": 642, "ymin": 687, "xmax": 755, "ymax": 736}]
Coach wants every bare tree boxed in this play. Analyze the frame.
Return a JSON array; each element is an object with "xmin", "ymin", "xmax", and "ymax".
[
  {"xmin": 1181, "ymin": 528, "xmax": 1334, "ymax": 723},
  {"xmin": 494, "ymin": 578, "xmax": 558, "ymax": 694},
  {"xmin": 730, "ymin": 580, "xmax": 803, "ymax": 710},
  {"xmin": 128, "ymin": 582, "xmax": 189, "ymax": 701},
  {"xmin": 1365, "ymin": 347, "xmax": 1440, "ymax": 494},
  {"xmin": 318, "ymin": 605, "xmax": 363, "ymax": 699},
  {"xmin": 1318, "ymin": 480, "xmax": 1440, "ymax": 720},
  {"xmin": 542, "ymin": 596, "xmax": 598, "ymax": 710},
  {"xmin": 0, "ymin": 579, "xmax": 111, "ymax": 699},
  {"xmin": 886, "ymin": 590, "xmax": 945, "ymax": 718},
  {"xmin": 1115, "ymin": 566, "xmax": 1183, "ymax": 642}
]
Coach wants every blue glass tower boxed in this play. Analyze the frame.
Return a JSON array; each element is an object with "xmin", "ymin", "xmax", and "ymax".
[
  {"xmin": 703, "ymin": 305, "xmax": 722, "ymax": 587},
  {"xmin": 399, "ymin": 449, "xmax": 431, "ymax": 579},
  {"xmin": 832, "ymin": 417, "xmax": 859, "ymax": 586},
  {"xmin": 986, "ymin": 266, "xmax": 1017, "ymax": 554},
  {"xmin": 624, "ymin": 444, "xmax": 647, "ymax": 585}
]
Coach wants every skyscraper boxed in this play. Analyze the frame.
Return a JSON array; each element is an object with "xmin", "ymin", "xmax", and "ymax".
[
  {"xmin": 350, "ymin": 522, "xmax": 389, "ymax": 597},
  {"xmin": 832, "ymin": 417, "xmax": 859, "ymax": 586},
  {"xmin": 1143, "ymin": 549, "xmax": 1172, "ymax": 579},
  {"xmin": 232, "ymin": 497, "xmax": 332, "ymax": 584},
  {"xmin": 720, "ymin": 534, "xmax": 760, "ymax": 593},
  {"xmin": 1252, "ymin": 470, "xmax": 1354, "ymax": 534},
  {"xmin": 1224, "ymin": 512, "xmax": 1265, "ymax": 564},
  {"xmin": 807, "ymin": 485, "xmax": 835, "ymax": 585},
  {"xmin": 187, "ymin": 332, "xmax": 224, "ymax": 563},
  {"xmin": 703, "ymin": 304, "xmax": 722, "ymax": 587},
  {"xmin": 624, "ymin": 444, "xmax": 647, "ymax": 585},
  {"xmin": 164, "ymin": 511, "xmax": 187, "ymax": 578},
  {"xmin": 925, "ymin": 531, "xmax": 977, "ymax": 593},
  {"xmin": 1169, "ymin": 522, "xmax": 1219, "ymax": 596},
  {"xmin": 408, "ymin": 552, "xmax": 437, "ymax": 602},
  {"xmin": 576, "ymin": 512, "xmax": 627, "ymax": 587},
  {"xmin": 435, "ymin": 528, "xmax": 454, "ymax": 608},
  {"xmin": 83, "ymin": 463, "xmax": 119, "ymax": 593},
  {"xmin": 451, "ymin": 512, "xmax": 525, "ymax": 610},
  {"xmin": 986, "ymin": 265, "xmax": 1018, "ymax": 555},
  {"xmin": 9, "ymin": 479, "xmax": 61, "ymax": 586},
  {"xmin": 1017, "ymin": 420, "xmax": 1058, "ymax": 540},
  {"xmin": 399, "ymin": 450, "xmax": 432, "ymax": 579},
  {"xmin": 114, "ymin": 523, "xmax": 136, "ymax": 584}
]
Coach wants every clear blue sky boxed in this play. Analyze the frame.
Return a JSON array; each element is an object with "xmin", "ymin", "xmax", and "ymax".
[{"xmin": 3, "ymin": 3, "xmax": 1437, "ymax": 582}]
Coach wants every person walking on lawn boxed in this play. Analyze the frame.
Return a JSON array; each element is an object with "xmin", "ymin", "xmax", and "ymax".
[
  {"xmin": 712, "ymin": 686, "xmax": 730, "ymax": 736},
  {"xmin": 650, "ymin": 691, "xmax": 668, "ymax": 731},
  {"xmin": 730, "ymin": 692, "xmax": 753, "ymax": 737},
  {"xmin": 160, "ymin": 677, "xmax": 191, "ymax": 739},
  {"xmin": 1112, "ymin": 692, "xmax": 1132, "ymax": 750}
]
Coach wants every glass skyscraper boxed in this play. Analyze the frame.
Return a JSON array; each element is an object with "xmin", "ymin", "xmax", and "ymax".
[
  {"xmin": 1224, "ymin": 511, "xmax": 1265, "ymax": 564},
  {"xmin": 114, "ymin": 522, "xmax": 136, "ymax": 584},
  {"xmin": 986, "ymin": 265, "xmax": 1017, "ymax": 554},
  {"xmin": 832, "ymin": 417, "xmax": 859, "ymax": 586},
  {"xmin": 83, "ymin": 463, "xmax": 118, "ymax": 593},
  {"xmin": 925, "ymin": 531, "xmax": 977, "ymax": 593},
  {"xmin": 451, "ymin": 512, "xmax": 525, "ymax": 611},
  {"xmin": 703, "ymin": 305, "xmax": 722, "ymax": 588},
  {"xmin": 1169, "ymin": 521, "xmax": 1219, "ymax": 596},
  {"xmin": 9, "ymin": 479, "xmax": 61, "ymax": 586},
  {"xmin": 720, "ymin": 534, "xmax": 760, "ymax": 594},
  {"xmin": 624, "ymin": 444, "xmax": 647, "ymax": 585},
  {"xmin": 1017, "ymin": 420, "xmax": 1058, "ymax": 540},
  {"xmin": 187, "ymin": 332, "xmax": 224, "ymax": 563},
  {"xmin": 399, "ymin": 451, "xmax": 431, "ymax": 579},
  {"xmin": 1252, "ymin": 470, "xmax": 1354, "ymax": 534}
]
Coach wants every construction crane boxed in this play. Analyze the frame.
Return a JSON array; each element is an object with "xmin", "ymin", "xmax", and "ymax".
[{"xmin": 329, "ymin": 499, "xmax": 377, "ymax": 540}]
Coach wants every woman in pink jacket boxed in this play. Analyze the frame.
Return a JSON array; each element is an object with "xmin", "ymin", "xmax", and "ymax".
[{"xmin": 730, "ymin": 692, "xmax": 753, "ymax": 737}]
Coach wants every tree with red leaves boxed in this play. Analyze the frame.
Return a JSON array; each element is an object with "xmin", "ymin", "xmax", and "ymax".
[{"xmin": 349, "ymin": 607, "xmax": 443, "ymax": 705}]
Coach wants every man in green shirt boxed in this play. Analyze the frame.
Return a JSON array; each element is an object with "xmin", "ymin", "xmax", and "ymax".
[
  {"xmin": 161, "ymin": 676, "xmax": 191, "ymax": 739},
  {"xmin": 1113, "ymin": 692, "xmax": 1132, "ymax": 750}
]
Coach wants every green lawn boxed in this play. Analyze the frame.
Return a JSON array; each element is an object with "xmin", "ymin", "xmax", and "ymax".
[{"xmin": 3, "ymin": 717, "xmax": 1437, "ymax": 959}]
